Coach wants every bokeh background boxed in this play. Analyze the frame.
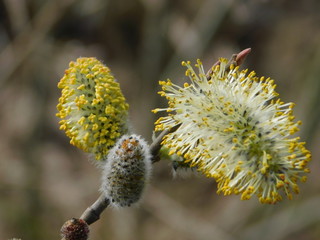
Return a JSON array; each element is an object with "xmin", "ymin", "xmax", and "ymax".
[{"xmin": 0, "ymin": 0, "xmax": 319, "ymax": 239}]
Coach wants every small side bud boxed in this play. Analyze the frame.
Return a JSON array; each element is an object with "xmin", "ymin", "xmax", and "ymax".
[
  {"xmin": 60, "ymin": 218, "xmax": 89, "ymax": 240},
  {"xmin": 101, "ymin": 134, "xmax": 152, "ymax": 207},
  {"xmin": 235, "ymin": 48, "xmax": 251, "ymax": 66}
]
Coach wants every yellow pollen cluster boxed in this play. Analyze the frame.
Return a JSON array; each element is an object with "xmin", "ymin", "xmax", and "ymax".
[{"xmin": 57, "ymin": 57, "xmax": 129, "ymax": 160}]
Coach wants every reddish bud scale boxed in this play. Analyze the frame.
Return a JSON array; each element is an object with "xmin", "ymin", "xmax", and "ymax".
[{"xmin": 61, "ymin": 218, "xmax": 89, "ymax": 240}]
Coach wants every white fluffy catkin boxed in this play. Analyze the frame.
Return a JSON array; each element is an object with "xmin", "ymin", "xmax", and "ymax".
[{"xmin": 100, "ymin": 134, "xmax": 152, "ymax": 207}]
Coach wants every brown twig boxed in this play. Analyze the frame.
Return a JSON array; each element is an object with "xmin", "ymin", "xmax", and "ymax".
[{"xmin": 79, "ymin": 194, "xmax": 110, "ymax": 225}]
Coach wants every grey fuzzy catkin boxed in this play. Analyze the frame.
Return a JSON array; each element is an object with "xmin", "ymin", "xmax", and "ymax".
[{"xmin": 100, "ymin": 134, "xmax": 152, "ymax": 207}]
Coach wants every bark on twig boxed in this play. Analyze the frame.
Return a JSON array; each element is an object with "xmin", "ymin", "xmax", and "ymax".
[{"xmin": 80, "ymin": 195, "xmax": 110, "ymax": 225}]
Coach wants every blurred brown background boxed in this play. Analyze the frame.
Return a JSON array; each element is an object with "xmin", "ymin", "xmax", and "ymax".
[{"xmin": 0, "ymin": 0, "xmax": 319, "ymax": 239}]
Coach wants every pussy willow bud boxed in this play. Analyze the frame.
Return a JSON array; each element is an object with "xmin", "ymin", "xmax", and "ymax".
[
  {"xmin": 60, "ymin": 218, "xmax": 89, "ymax": 240},
  {"xmin": 101, "ymin": 134, "xmax": 152, "ymax": 207}
]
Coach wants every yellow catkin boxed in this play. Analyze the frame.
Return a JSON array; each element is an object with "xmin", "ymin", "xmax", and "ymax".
[
  {"xmin": 153, "ymin": 58, "xmax": 311, "ymax": 204},
  {"xmin": 57, "ymin": 57, "xmax": 129, "ymax": 160}
]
